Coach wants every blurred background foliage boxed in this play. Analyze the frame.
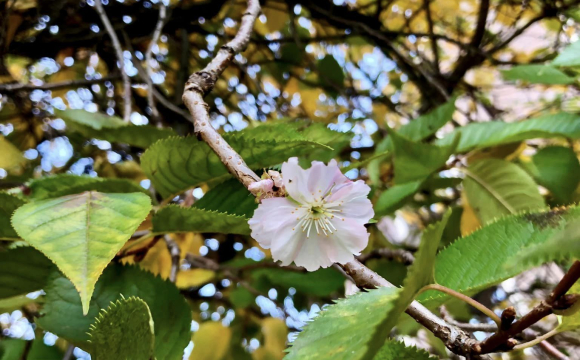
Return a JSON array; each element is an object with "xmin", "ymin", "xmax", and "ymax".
[{"xmin": 1, "ymin": 0, "xmax": 580, "ymax": 359}]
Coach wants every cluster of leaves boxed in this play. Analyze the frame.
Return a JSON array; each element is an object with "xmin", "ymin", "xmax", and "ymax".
[{"xmin": 2, "ymin": 0, "xmax": 580, "ymax": 359}]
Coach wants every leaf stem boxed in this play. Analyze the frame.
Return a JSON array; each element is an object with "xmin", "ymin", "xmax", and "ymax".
[
  {"xmin": 121, "ymin": 232, "xmax": 154, "ymax": 253},
  {"xmin": 512, "ymin": 328, "xmax": 560, "ymax": 351},
  {"xmin": 417, "ymin": 284, "xmax": 501, "ymax": 327}
]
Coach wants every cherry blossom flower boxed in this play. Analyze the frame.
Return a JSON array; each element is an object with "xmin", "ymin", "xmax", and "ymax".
[{"xmin": 248, "ymin": 157, "xmax": 374, "ymax": 271}]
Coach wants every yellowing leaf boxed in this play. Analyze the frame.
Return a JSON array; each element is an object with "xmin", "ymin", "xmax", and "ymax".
[
  {"xmin": 263, "ymin": 5, "xmax": 288, "ymax": 32},
  {"xmin": 12, "ymin": 192, "xmax": 151, "ymax": 314},
  {"xmin": 176, "ymin": 269, "xmax": 215, "ymax": 288},
  {"xmin": 0, "ymin": 136, "xmax": 26, "ymax": 173},
  {"xmin": 460, "ymin": 192, "xmax": 481, "ymax": 236},
  {"xmin": 253, "ymin": 318, "xmax": 287, "ymax": 360},
  {"xmin": 121, "ymin": 240, "xmax": 172, "ymax": 280},
  {"xmin": 189, "ymin": 322, "xmax": 232, "ymax": 360}
]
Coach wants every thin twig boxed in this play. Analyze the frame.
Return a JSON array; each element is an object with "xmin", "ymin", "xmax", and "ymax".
[
  {"xmin": 440, "ymin": 306, "xmax": 497, "ymax": 332},
  {"xmin": 145, "ymin": 3, "xmax": 167, "ymax": 124},
  {"xmin": 0, "ymin": 75, "xmax": 120, "ymax": 93},
  {"xmin": 164, "ymin": 235, "xmax": 180, "ymax": 283},
  {"xmin": 538, "ymin": 340, "xmax": 570, "ymax": 360},
  {"xmin": 94, "ymin": 0, "xmax": 132, "ymax": 122},
  {"xmin": 512, "ymin": 328, "xmax": 561, "ymax": 351},
  {"xmin": 479, "ymin": 261, "xmax": 580, "ymax": 354},
  {"xmin": 418, "ymin": 284, "xmax": 501, "ymax": 327}
]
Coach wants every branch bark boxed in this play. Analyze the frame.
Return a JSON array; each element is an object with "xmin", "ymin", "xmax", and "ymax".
[
  {"xmin": 145, "ymin": 3, "xmax": 167, "ymax": 123},
  {"xmin": 94, "ymin": 0, "xmax": 132, "ymax": 123},
  {"xmin": 0, "ymin": 75, "xmax": 119, "ymax": 93},
  {"xmin": 181, "ymin": 0, "xmax": 261, "ymax": 188},
  {"xmin": 479, "ymin": 261, "xmax": 580, "ymax": 354}
]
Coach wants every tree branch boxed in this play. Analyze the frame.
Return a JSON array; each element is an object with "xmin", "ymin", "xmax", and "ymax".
[
  {"xmin": 164, "ymin": 235, "xmax": 180, "ymax": 283},
  {"xmin": 144, "ymin": 2, "xmax": 167, "ymax": 124},
  {"xmin": 479, "ymin": 261, "xmax": 580, "ymax": 354},
  {"xmin": 0, "ymin": 75, "xmax": 119, "ymax": 93},
  {"xmin": 181, "ymin": 0, "xmax": 261, "ymax": 189},
  {"xmin": 94, "ymin": 0, "xmax": 132, "ymax": 123}
]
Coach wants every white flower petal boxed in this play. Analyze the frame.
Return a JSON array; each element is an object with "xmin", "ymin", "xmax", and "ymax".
[
  {"xmin": 328, "ymin": 180, "xmax": 374, "ymax": 224},
  {"xmin": 281, "ymin": 157, "xmax": 313, "ymax": 203},
  {"xmin": 305, "ymin": 159, "xmax": 349, "ymax": 199},
  {"xmin": 248, "ymin": 197, "xmax": 301, "ymax": 249},
  {"xmin": 291, "ymin": 234, "xmax": 337, "ymax": 271},
  {"xmin": 329, "ymin": 217, "xmax": 370, "ymax": 255}
]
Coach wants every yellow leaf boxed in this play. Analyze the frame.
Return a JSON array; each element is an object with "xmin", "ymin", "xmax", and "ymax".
[
  {"xmin": 466, "ymin": 143, "xmax": 524, "ymax": 164},
  {"xmin": 258, "ymin": 318, "xmax": 288, "ymax": 360},
  {"xmin": 189, "ymin": 322, "xmax": 232, "ymax": 360},
  {"xmin": 263, "ymin": 5, "xmax": 288, "ymax": 32},
  {"xmin": 299, "ymin": 88, "xmax": 322, "ymax": 119},
  {"xmin": 176, "ymin": 269, "xmax": 215, "ymax": 288},
  {"xmin": 0, "ymin": 136, "xmax": 26, "ymax": 173},
  {"xmin": 121, "ymin": 240, "xmax": 172, "ymax": 280},
  {"xmin": 460, "ymin": 192, "xmax": 481, "ymax": 236}
]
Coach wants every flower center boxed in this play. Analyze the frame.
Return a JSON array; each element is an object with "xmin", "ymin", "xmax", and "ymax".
[{"xmin": 294, "ymin": 201, "xmax": 342, "ymax": 238}]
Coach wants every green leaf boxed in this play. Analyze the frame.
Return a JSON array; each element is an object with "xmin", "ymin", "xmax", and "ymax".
[
  {"xmin": 0, "ymin": 193, "xmax": 25, "ymax": 240},
  {"xmin": 436, "ymin": 112, "xmax": 580, "ymax": 152},
  {"xmin": 37, "ymin": 264, "xmax": 191, "ymax": 360},
  {"xmin": 250, "ymin": 267, "xmax": 344, "ymax": 297},
  {"xmin": 501, "ymin": 65, "xmax": 576, "ymax": 84},
  {"xmin": 284, "ymin": 286, "xmax": 401, "ymax": 360},
  {"xmin": 298, "ymin": 123, "xmax": 352, "ymax": 164},
  {"xmin": 374, "ymin": 180, "xmax": 423, "ymax": 222},
  {"xmin": 88, "ymin": 296, "xmax": 155, "ymax": 360},
  {"xmin": 55, "ymin": 109, "xmax": 175, "ymax": 148},
  {"xmin": 428, "ymin": 206, "xmax": 580, "ymax": 304},
  {"xmin": 0, "ymin": 339, "xmax": 26, "ymax": 360},
  {"xmin": 28, "ymin": 175, "xmax": 148, "ymax": 200},
  {"xmin": 0, "ymin": 247, "xmax": 54, "ymax": 299},
  {"xmin": 373, "ymin": 340, "xmax": 434, "ymax": 360},
  {"xmin": 553, "ymin": 41, "xmax": 580, "ymax": 67},
  {"xmin": 369, "ymin": 98, "xmax": 455, "ymax": 184},
  {"xmin": 397, "ymin": 97, "xmax": 456, "ymax": 141},
  {"xmin": 0, "ymin": 295, "xmax": 38, "ymax": 313},
  {"xmin": 12, "ymin": 192, "xmax": 151, "ymax": 314},
  {"xmin": 194, "ymin": 178, "xmax": 257, "ymax": 218},
  {"xmin": 507, "ymin": 214, "xmax": 580, "ymax": 270},
  {"xmin": 318, "ymin": 55, "xmax": 344, "ymax": 89},
  {"xmin": 27, "ymin": 338, "xmax": 64, "ymax": 360},
  {"xmin": 463, "ymin": 159, "xmax": 544, "ymax": 224},
  {"xmin": 152, "ymin": 205, "xmax": 250, "ymax": 235},
  {"xmin": 390, "ymin": 131, "xmax": 458, "ymax": 183},
  {"xmin": 525, "ymin": 146, "xmax": 580, "ymax": 204},
  {"xmin": 142, "ymin": 124, "xmax": 333, "ymax": 198}
]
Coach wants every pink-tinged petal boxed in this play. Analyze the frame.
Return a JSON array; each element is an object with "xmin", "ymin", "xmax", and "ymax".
[
  {"xmin": 327, "ymin": 180, "xmax": 374, "ymax": 224},
  {"xmin": 248, "ymin": 197, "xmax": 303, "ymax": 249},
  {"xmin": 271, "ymin": 224, "xmax": 307, "ymax": 267},
  {"xmin": 327, "ymin": 217, "xmax": 370, "ymax": 256},
  {"xmin": 291, "ymin": 234, "xmax": 336, "ymax": 271},
  {"xmin": 281, "ymin": 157, "xmax": 313, "ymax": 203},
  {"xmin": 305, "ymin": 159, "xmax": 350, "ymax": 199}
]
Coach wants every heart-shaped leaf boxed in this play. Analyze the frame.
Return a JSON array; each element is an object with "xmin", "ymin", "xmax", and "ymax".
[{"xmin": 11, "ymin": 191, "xmax": 151, "ymax": 314}]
